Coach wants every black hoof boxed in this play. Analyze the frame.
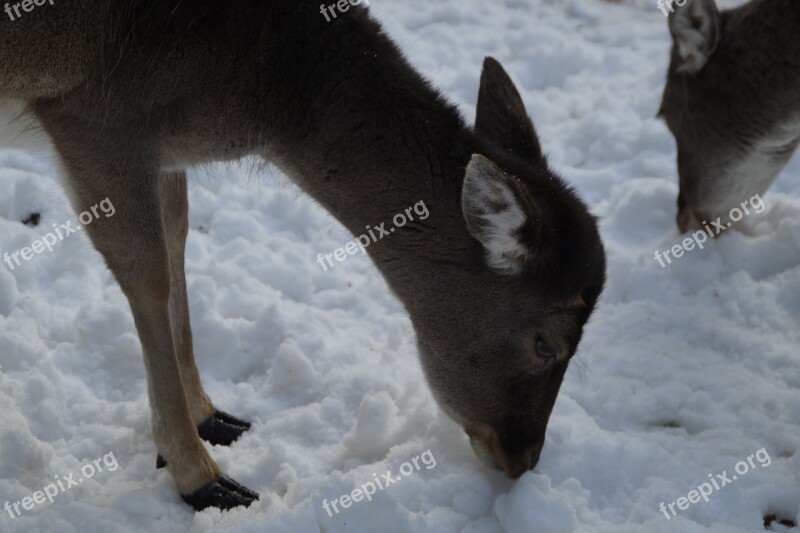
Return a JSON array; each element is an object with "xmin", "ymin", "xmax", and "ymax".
[
  {"xmin": 213, "ymin": 411, "xmax": 252, "ymax": 430},
  {"xmin": 156, "ymin": 411, "xmax": 252, "ymax": 469},
  {"xmin": 182, "ymin": 476, "xmax": 259, "ymax": 511},
  {"xmin": 198, "ymin": 410, "xmax": 252, "ymax": 446}
]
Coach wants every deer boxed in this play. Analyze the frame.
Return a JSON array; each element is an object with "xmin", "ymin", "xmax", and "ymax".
[
  {"xmin": 0, "ymin": 0, "xmax": 606, "ymax": 511},
  {"xmin": 658, "ymin": 0, "xmax": 800, "ymax": 233}
]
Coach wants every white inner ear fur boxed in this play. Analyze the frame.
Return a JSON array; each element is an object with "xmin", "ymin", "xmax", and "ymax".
[
  {"xmin": 462, "ymin": 154, "xmax": 529, "ymax": 275},
  {"xmin": 671, "ymin": 1, "xmax": 719, "ymax": 74}
]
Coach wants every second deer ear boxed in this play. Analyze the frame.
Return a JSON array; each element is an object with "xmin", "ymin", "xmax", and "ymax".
[
  {"xmin": 475, "ymin": 57, "xmax": 543, "ymax": 161},
  {"xmin": 668, "ymin": 0, "xmax": 720, "ymax": 74}
]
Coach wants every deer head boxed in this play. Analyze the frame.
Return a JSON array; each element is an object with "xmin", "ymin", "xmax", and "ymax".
[
  {"xmin": 414, "ymin": 58, "xmax": 606, "ymax": 478},
  {"xmin": 658, "ymin": 0, "xmax": 800, "ymax": 231}
]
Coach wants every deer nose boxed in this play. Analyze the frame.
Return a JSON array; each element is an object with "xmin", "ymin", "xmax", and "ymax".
[
  {"xmin": 499, "ymin": 445, "xmax": 541, "ymax": 479},
  {"xmin": 503, "ymin": 453, "xmax": 531, "ymax": 479},
  {"xmin": 467, "ymin": 424, "xmax": 544, "ymax": 478},
  {"xmin": 488, "ymin": 435, "xmax": 542, "ymax": 479}
]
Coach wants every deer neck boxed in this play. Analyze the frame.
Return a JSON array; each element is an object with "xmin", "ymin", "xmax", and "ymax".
[
  {"xmin": 259, "ymin": 13, "xmax": 487, "ymax": 305},
  {"xmin": 714, "ymin": 1, "xmax": 800, "ymax": 127}
]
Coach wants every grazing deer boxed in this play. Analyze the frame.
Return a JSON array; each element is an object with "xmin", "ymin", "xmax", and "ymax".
[
  {"xmin": 0, "ymin": 0, "xmax": 606, "ymax": 511},
  {"xmin": 659, "ymin": 0, "xmax": 800, "ymax": 232}
]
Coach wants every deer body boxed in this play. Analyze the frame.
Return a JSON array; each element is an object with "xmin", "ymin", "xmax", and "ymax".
[
  {"xmin": 1, "ymin": 0, "xmax": 605, "ymax": 510},
  {"xmin": 659, "ymin": 0, "xmax": 800, "ymax": 231}
]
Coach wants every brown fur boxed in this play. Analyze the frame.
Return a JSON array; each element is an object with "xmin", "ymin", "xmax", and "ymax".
[
  {"xmin": 1, "ymin": 0, "xmax": 606, "ymax": 509},
  {"xmin": 659, "ymin": 0, "xmax": 800, "ymax": 231}
]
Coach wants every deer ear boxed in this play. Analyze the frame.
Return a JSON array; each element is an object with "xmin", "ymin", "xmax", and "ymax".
[
  {"xmin": 668, "ymin": 0, "xmax": 721, "ymax": 74},
  {"xmin": 475, "ymin": 57, "xmax": 543, "ymax": 161},
  {"xmin": 462, "ymin": 154, "xmax": 539, "ymax": 275}
]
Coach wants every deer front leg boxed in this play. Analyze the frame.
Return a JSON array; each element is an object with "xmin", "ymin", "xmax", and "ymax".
[
  {"xmin": 158, "ymin": 172, "xmax": 252, "ymax": 449},
  {"xmin": 44, "ymin": 125, "xmax": 258, "ymax": 510}
]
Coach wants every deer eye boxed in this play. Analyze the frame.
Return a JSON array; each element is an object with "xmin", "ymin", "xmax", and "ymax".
[{"xmin": 535, "ymin": 338, "xmax": 556, "ymax": 361}]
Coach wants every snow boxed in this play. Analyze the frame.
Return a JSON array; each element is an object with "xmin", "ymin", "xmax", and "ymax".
[{"xmin": 1, "ymin": 0, "xmax": 799, "ymax": 531}]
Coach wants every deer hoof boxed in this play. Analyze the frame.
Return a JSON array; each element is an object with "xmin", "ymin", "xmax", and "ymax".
[
  {"xmin": 156, "ymin": 411, "xmax": 252, "ymax": 469},
  {"xmin": 198, "ymin": 410, "xmax": 252, "ymax": 446},
  {"xmin": 182, "ymin": 475, "xmax": 260, "ymax": 511},
  {"xmin": 212, "ymin": 410, "xmax": 252, "ymax": 430}
]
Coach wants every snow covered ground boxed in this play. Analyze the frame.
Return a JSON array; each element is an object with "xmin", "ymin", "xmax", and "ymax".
[{"xmin": 1, "ymin": 0, "xmax": 799, "ymax": 531}]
